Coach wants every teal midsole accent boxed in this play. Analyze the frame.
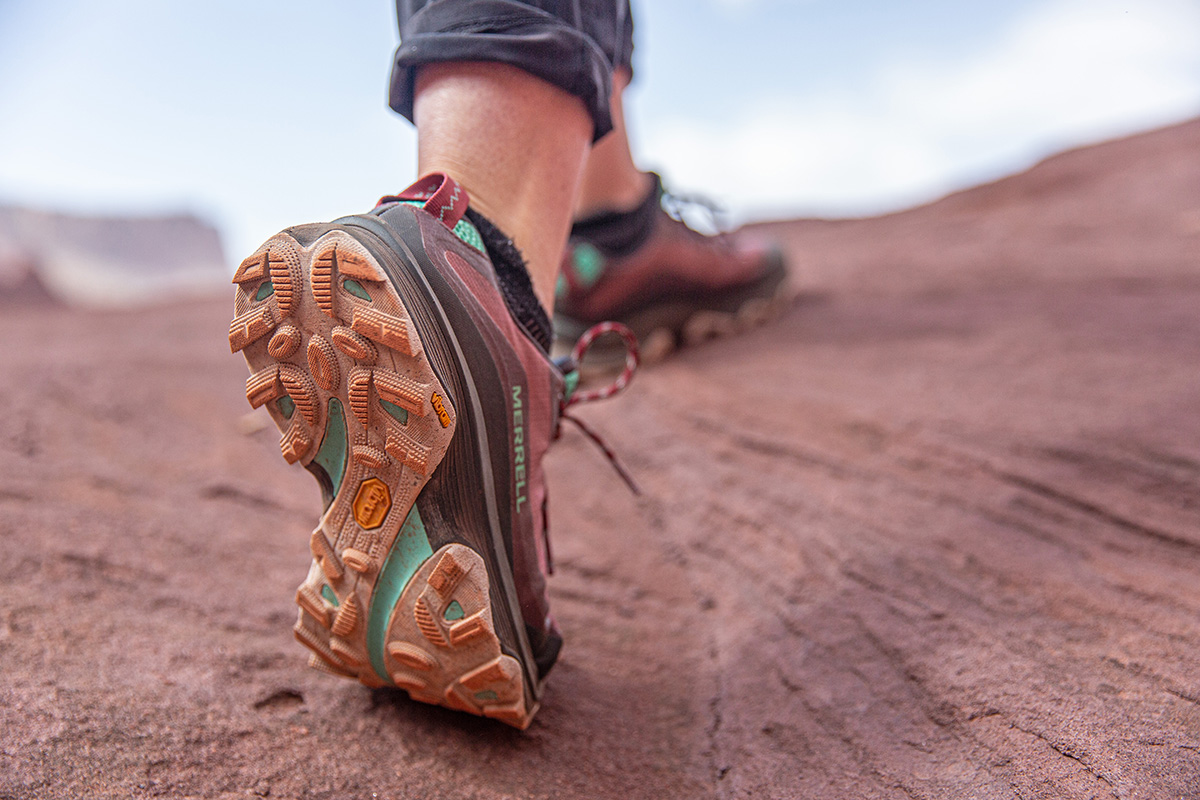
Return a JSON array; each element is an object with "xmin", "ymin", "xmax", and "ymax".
[
  {"xmin": 563, "ymin": 370, "xmax": 580, "ymax": 401},
  {"xmin": 313, "ymin": 398, "xmax": 349, "ymax": 497},
  {"xmin": 366, "ymin": 505, "xmax": 434, "ymax": 683},
  {"xmin": 571, "ymin": 242, "xmax": 605, "ymax": 287}
]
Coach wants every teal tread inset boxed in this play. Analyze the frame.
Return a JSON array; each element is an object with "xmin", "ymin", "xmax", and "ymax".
[
  {"xmin": 312, "ymin": 398, "xmax": 349, "ymax": 498},
  {"xmin": 366, "ymin": 505, "xmax": 435, "ymax": 683}
]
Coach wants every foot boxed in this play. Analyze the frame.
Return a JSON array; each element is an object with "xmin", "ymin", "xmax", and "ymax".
[
  {"xmin": 229, "ymin": 174, "xmax": 566, "ymax": 729},
  {"xmin": 555, "ymin": 174, "xmax": 789, "ymax": 364}
]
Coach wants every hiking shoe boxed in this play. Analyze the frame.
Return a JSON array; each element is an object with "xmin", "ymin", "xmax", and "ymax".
[
  {"xmin": 229, "ymin": 174, "xmax": 568, "ymax": 729},
  {"xmin": 555, "ymin": 174, "xmax": 789, "ymax": 364}
]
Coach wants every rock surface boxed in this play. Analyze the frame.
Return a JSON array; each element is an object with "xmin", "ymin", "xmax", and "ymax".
[
  {"xmin": 0, "ymin": 206, "xmax": 228, "ymax": 307},
  {"xmin": 1, "ymin": 119, "xmax": 1198, "ymax": 799}
]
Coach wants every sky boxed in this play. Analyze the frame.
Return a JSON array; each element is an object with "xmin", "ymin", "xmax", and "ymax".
[{"xmin": 1, "ymin": 0, "xmax": 1198, "ymax": 263}]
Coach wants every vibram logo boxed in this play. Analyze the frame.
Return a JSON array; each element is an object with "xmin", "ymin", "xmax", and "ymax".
[
  {"xmin": 512, "ymin": 385, "xmax": 527, "ymax": 513},
  {"xmin": 353, "ymin": 478, "xmax": 391, "ymax": 529},
  {"xmin": 431, "ymin": 392, "xmax": 451, "ymax": 428}
]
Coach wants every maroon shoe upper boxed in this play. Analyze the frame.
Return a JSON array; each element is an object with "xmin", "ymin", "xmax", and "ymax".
[{"xmin": 557, "ymin": 181, "xmax": 785, "ymax": 326}]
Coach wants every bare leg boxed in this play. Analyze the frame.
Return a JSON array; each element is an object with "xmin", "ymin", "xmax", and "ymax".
[
  {"xmin": 414, "ymin": 62, "xmax": 592, "ymax": 311},
  {"xmin": 556, "ymin": 66, "xmax": 787, "ymax": 365},
  {"xmin": 573, "ymin": 67, "xmax": 653, "ymax": 218}
]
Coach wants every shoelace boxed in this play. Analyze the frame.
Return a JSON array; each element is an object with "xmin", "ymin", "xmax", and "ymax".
[
  {"xmin": 660, "ymin": 184, "xmax": 730, "ymax": 238},
  {"xmin": 555, "ymin": 322, "xmax": 641, "ymax": 495},
  {"xmin": 540, "ymin": 322, "xmax": 639, "ymax": 575}
]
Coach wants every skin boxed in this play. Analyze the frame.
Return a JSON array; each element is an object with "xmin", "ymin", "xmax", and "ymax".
[
  {"xmin": 574, "ymin": 67, "xmax": 654, "ymax": 219},
  {"xmin": 414, "ymin": 63, "xmax": 650, "ymax": 311},
  {"xmin": 414, "ymin": 61, "xmax": 592, "ymax": 311}
]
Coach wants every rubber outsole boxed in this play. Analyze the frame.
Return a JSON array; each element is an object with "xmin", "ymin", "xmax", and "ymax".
[
  {"xmin": 554, "ymin": 277, "xmax": 795, "ymax": 370},
  {"xmin": 231, "ymin": 229, "xmax": 535, "ymax": 728}
]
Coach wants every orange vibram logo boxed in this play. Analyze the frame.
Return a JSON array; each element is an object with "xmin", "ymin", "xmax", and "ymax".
[
  {"xmin": 431, "ymin": 392, "xmax": 451, "ymax": 428},
  {"xmin": 353, "ymin": 478, "xmax": 391, "ymax": 529}
]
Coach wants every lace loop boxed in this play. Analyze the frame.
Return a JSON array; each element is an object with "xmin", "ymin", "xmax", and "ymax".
[{"xmin": 564, "ymin": 322, "xmax": 639, "ymax": 407}]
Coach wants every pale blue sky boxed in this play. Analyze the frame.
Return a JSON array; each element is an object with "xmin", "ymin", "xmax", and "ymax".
[{"xmin": 1, "ymin": 0, "xmax": 1198, "ymax": 263}]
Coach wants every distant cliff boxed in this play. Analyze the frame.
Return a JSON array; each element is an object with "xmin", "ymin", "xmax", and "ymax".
[{"xmin": 0, "ymin": 206, "xmax": 229, "ymax": 306}]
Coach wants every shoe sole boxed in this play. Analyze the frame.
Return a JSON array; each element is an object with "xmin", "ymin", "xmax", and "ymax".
[
  {"xmin": 554, "ymin": 276, "xmax": 795, "ymax": 370},
  {"xmin": 230, "ymin": 229, "xmax": 536, "ymax": 728}
]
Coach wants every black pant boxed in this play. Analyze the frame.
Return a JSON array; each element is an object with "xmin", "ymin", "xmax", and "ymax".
[{"xmin": 389, "ymin": 0, "xmax": 634, "ymax": 141}]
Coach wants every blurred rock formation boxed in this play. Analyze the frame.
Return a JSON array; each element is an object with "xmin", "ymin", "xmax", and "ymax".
[{"xmin": 0, "ymin": 206, "xmax": 228, "ymax": 306}]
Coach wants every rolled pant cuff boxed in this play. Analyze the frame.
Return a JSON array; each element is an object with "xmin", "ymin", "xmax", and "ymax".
[{"xmin": 389, "ymin": 1, "xmax": 616, "ymax": 140}]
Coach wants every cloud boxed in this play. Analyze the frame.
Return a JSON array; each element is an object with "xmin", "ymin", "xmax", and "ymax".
[{"xmin": 639, "ymin": 0, "xmax": 1200, "ymax": 220}]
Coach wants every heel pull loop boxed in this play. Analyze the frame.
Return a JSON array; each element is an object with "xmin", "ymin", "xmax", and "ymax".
[{"xmin": 377, "ymin": 173, "xmax": 469, "ymax": 231}]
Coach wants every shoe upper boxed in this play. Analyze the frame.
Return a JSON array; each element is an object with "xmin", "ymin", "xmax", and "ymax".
[{"xmin": 556, "ymin": 175, "xmax": 785, "ymax": 327}]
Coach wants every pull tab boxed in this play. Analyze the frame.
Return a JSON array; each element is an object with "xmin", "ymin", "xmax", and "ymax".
[{"xmin": 377, "ymin": 173, "xmax": 470, "ymax": 231}]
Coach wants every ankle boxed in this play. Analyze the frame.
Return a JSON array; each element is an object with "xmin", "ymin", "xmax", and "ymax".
[
  {"xmin": 574, "ymin": 169, "xmax": 654, "ymax": 219},
  {"xmin": 413, "ymin": 62, "xmax": 591, "ymax": 312},
  {"xmin": 572, "ymin": 66, "xmax": 651, "ymax": 219}
]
